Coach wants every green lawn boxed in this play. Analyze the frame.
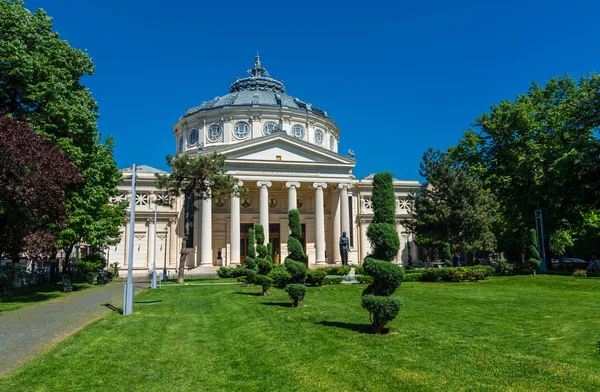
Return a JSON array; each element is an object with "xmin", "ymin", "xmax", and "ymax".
[
  {"xmin": 1, "ymin": 275, "xmax": 599, "ymax": 391},
  {"xmin": 0, "ymin": 282, "xmax": 94, "ymax": 312}
]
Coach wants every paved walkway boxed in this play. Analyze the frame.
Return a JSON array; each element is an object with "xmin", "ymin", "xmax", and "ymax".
[{"xmin": 0, "ymin": 283, "xmax": 126, "ymax": 375}]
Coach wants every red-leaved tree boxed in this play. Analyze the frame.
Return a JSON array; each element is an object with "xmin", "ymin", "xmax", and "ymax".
[{"xmin": 0, "ymin": 116, "xmax": 80, "ymax": 262}]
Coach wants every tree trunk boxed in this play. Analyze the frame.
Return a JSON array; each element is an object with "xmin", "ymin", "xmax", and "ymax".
[{"xmin": 178, "ymin": 252, "xmax": 186, "ymax": 284}]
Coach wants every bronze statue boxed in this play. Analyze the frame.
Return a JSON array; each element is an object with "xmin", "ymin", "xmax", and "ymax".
[{"xmin": 339, "ymin": 231, "xmax": 350, "ymax": 266}]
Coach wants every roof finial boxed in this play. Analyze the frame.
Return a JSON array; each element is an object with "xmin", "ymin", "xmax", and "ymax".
[
  {"xmin": 248, "ymin": 53, "xmax": 270, "ymax": 78},
  {"xmin": 255, "ymin": 52, "xmax": 261, "ymax": 67}
]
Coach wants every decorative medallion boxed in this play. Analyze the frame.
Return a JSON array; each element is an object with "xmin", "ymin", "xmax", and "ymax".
[
  {"xmin": 189, "ymin": 128, "xmax": 199, "ymax": 145},
  {"xmin": 241, "ymin": 197, "xmax": 251, "ymax": 208},
  {"xmin": 297, "ymin": 197, "xmax": 304, "ymax": 209},
  {"xmin": 207, "ymin": 124, "xmax": 222, "ymax": 142},
  {"xmin": 263, "ymin": 121, "xmax": 278, "ymax": 136},
  {"xmin": 215, "ymin": 197, "xmax": 225, "ymax": 207},
  {"xmin": 314, "ymin": 129, "xmax": 324, "ymax": 145},
  {"xmin": 269, "ymin": 197, "xmax": 278, "ymax": 208},
  {"xmin": 292, "ymin": 125, "xmax": 305, "ymax": 140},
  {"xmin": 233, "ymin": 121, "xmax": 250, "ymax": 139},
  {"xmin": 329, "ymin": 135, "xmax": 334, "ymax": 150}
]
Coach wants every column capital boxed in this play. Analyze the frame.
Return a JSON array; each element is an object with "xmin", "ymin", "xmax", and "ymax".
[
  {"xmin": 312, "ymin": 182, "xmax": 328, "ymax": 189},
  {"xmin": 338, "ymin": 183, "xmax": 353, "ymax": 190},
  {"xmin": 285, "ymin": 181, "xmax": 300, "ymax": 189},
  {"xmin": 257, "ymin": 181, "xmax": 272, "ymax": 188}
]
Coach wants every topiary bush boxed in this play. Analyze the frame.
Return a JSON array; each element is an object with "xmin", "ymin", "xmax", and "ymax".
[
  {"xmin": 285, "ymin": 284, "xmax": 306, "ymax": 307},
  {"xmin": 287, "ymin": 237, "xmax": 307, "ymax": 264},
  {"xmin": 444, "ymin": 260, "xmax": 453, "ymax": 268},
  {"xmin": 257, "ymin": 258, "xmax": 273, "ymax": 275},
  {"xmin": 404, "ymin": 272, "xmax": 422, "ymax": 282},
  {"xmin": 288, "ymin": 209, "xmax": 302, "ymax": 240},
  {"xmin": 362, "ymin": 258, "xmax": 405, "ymax": 297},
  {"xmin": 444, "ymin": 242, "xmax": 452, "ymax": 266},
  {"xmin": 247, "ymin": 228, "xmax": 256, "ymax": 259},
  {"xmin": 420, "ymin": 269, "xmax": 442, "ymax": 282},
  {"xmin": 268, "ymin": 269, "xmax": 292, "ymax": 289},
  {"xmin": 323, "ymin": 276, "xmax": 344, "ymax": 285},
  {"xmin": 242, "ymin": 268, "xmax": 257, "ymax": 284},
  {"xmin": 284, "ymin": 259, "xmax": 308, "ymax": 284},
  {"xmin": 266, "ymin": 243, "xmax": 273, "ymax": 263},
  {"xmin": 306, "ymin": 269, "xmax": 327, "ymax": 286},
  {"xmin": 254, "ymin": 275, "xmax": 273, "ymax": 295},
  {"xmin": 356, "ymin": 275, "xmax": 374, "ymax": 284},
  {"xmin": 361, "ymin": 294, "xmax": 402, "ymax": 334},
  {"xmin": 245, "ymin": 257, "xmax": 257, "ymax": 270},
  {"xmin": 317, "ymin": 266, "xmax": 351, "ymax": 276},
  {"xmin": 366, "ymin": 223, "xmax": 400, "ymax": 261},
  {"xmin": 495, "ymin": 261, "xmax": 514, "ymax": 275},
  {"xmin": 217, "ymin": 266, "xmax": 234, "ymax": 278},
  {"xmin": 255, "ymin": 224, "xmax": 265, "ymax": 246}
]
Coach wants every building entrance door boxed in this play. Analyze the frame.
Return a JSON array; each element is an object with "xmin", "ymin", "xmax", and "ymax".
[
  {"xmin": 269, "ymin": 224, "xmax": 280, "ymax": 263},
  {"xmin": 240, "ymin": 223, "xmax": 253, "ymax": 264}
]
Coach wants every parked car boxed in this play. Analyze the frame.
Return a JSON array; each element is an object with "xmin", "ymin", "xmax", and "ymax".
[
  {"xmin": 587, "ymin": 261, "xmax": 600, "ymax": 273},
  {"xmin": 562, "ymin": 258, "xmax": 586, "ymax": 263}
]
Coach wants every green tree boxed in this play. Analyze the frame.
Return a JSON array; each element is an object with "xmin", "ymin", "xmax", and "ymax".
[
  {"xmin": 450, "ymin": 74, "xmax": 600, "ymax": 263},
  {"xmin": 549, "ymin": 229, "xmax": 574, "ymax": 262},
  {"xmin": 0, "ymin": 1, "xmax": 124, "ymax": 276},
  {"xmin": 408, "ymin": 149, "xmax": 497, "ymax": 263},
  {"xmin": 528, "ymin": 229, "xmax": 541, "ymax": 271},
  {"xmin": 156, "ymin": 152, "xmax": 243, "ymax": 283},
  {"xmin": 367, "ymin": 173, "xmax": 399, "ymax": 261}
]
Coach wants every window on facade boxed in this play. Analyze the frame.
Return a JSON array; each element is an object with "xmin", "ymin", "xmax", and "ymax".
[{"xmin": 184, "ymin": 193, "xmax": 194, "ymax": 249}]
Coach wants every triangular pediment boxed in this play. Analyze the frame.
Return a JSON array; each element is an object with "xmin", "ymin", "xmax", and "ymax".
[{"xmin": 203, "ymin": 133, "xmax": 355, "ymax": 166}]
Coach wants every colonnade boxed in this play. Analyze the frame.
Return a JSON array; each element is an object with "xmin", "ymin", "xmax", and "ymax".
[{"xmin": 196, "ymin": 180, "xmax": 353, "ymax": 266}]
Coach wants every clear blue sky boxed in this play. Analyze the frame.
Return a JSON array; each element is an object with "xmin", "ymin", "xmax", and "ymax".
[{"xmin": 25, "ymin": 0, "xmax": 600, "ymax": 180}]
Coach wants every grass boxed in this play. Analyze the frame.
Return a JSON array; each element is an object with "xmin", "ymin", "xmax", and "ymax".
[
  {"xmin": 1, "ymin": 275, "xmax": 600, "ymax": 391},
  {"xmin": 0, "ymin": 282, "xmax": 95, "ymax": 312},
  {"xmin": 162, "ymin": 277, "xmax": 238, "ymax": 284}
]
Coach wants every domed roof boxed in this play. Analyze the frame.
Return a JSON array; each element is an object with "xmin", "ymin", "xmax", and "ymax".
[{"xmin": 183, "ymin": 56, "xmax": 330, "ymax": 119}]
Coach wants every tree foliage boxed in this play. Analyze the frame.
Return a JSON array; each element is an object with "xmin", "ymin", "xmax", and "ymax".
[
  {"xmin": 0, "ymin": 116, "xmax": 80, "ymax": 260},
  {"xmin": 286, "ymin": 209, "xmax": 307, "ymax": 263},
  {"xmin": 447, "ymin": 74, "xmax": 600, "ymax": 261},
  {"xmin": 0, "ymin": 1, "xmax": 123, "ymax": 272}
]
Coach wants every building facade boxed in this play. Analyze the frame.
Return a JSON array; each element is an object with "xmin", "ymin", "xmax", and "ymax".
[{"xmin": 110, "ymin": 57, "xmax": 420, "ymax": 275}]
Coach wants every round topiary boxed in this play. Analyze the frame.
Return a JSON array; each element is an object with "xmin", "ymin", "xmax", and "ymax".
[
  {"xmin": 284, "ymin": 258, "xmax": 308, "ymax": 284},
  {"xmin": 254, "ymin": 275, "xmax": 273, "ymax": 296},
  {"xmin": 257, "ymin": 258, "xmax": 273, "ymax": 275},
  {"xmin": 306, "ymin": 269, "xmax": 327, "ymax": 286},
  {"xmin": 268, "ymin": 269, "xmax": 292, "ymax": 289},
  {"xmin": 361, "ymin": 294, "xmax": 402, "ymax": 334},
  {"xmin": 285, "ymin": 284, "xmax": 306, "ymax": 307},
  {"xmin": 367, "ymin": 223, "xmax": 400, "ymax": 261},
  {"xmin": 362, "ymin": 258, "xmax": 405, "ymax": 297}
]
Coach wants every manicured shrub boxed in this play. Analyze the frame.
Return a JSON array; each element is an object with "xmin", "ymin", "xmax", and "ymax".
[
  {"xmin": 257, "ymin": 258, "xmax": 273, "ymax": 275},
  {"xmin": 255, "ymin": 224, "xmax": 265, "ymax": 245},
  {"xmin": 323, "ymin": 276, "xmax": 344, "ymax": 285},
  {"xmin": 495, "ymin": 261, "xmax": 514, "ymax": 276},
  {"xmin": 362, "ymin": 258, "xmax": 405, "ymax": 297},
  {"xmin": 285, "ymin": 284, "xmax": 306, "ymax": 307},
  {"xmin": 306, "ymin": 269, "xmax": 327, "ymax": 286},
  {"xmin": 356, "ymin": 275, "xmax": 374, "ymax": 284},
  {"xmin": 268, "ymin": 269, "xmax": 292, "ymax": 289},
  {"xmin": 254, "ymin": 275, "xmax": 273, "ymax": 295},
  {"xmin": 371, "ymin": 172, "xmax": 396, "ymax": 225},
  {"xmin": 242, "ymin": 268, "xmax": 257, "ymax": 284},
  {"xmin": 245, "ymin": 257, "xmax": 257, "ymax": 270},
  {"xmin": 355, "ymin": 265, "xmax": 365, "ymax": 275},
  {"xmin": 284, "ymin": 259, "xmax": 307, "ymax": 284},
  {"xmin": 468, "ymin": 269, "xmax": 486, "ymax": 282},
  {"xmin": 247, "ymin": 228, "xmax": 256, "ymax": 259},
  {"xmin": 237, "ymin": 276, "xmax": 249, "ymax": 285},
  {"xmin": 572, "ymin": 269, "xmax": 587, "ymax": 278},
  {"xmin": 287, "ymin": 237, "xmax": 307, "ymax": 263},
  {"xmin": 529, "ymin": 258, "xmax": 540, "ymax": 271},
  {"xmin": 440, "ymin": 268, "xmax": 464, "ymax": 282},
  {"xmin": 367, "ymin": 223, "xmax": 400, "ymax": 261},
  {"xmin": 361, "ymin": 294, "xmax": 402, "ymax": 334},
  {"xmin": 404, "ymin": 272, "xmax": 422, "ymax": 282},
  {"xmin": 472, "ymin": 265, "xmax": 495, "ymax": 276},
  {"xmin": 420, "ymin": 269, "xmax": 442, "ymax": 282},
  {"xmin": 528, "ymin": 228, "xmax": 540, "ymax": 272},
  {"xmin": 420, "ymin": 266, "xmax": 492, "ymax": 282},
  {"xmin": 217, "ymin": 266, "xmax": 234, "ymax": 278},
  {"xmin": 232, "ymin": 265, "xmax": 248, "ymax": 278},
  {"xmin": 266, "ymin": 243, "xmax": 273, "ymax": 263},
  {"xmin": 288, "ymin": 209, "xmax": 302, "ymax": 240},
  {"xmin": 317, "ymin": 266, "xmax": 351, "ymax": 276}
]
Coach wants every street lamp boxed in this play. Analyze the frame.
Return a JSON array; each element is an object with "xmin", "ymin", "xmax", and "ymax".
[
  {"xmin": 163, "ymin": 224, "xmax": 168, "ymax": 281},
  {"xmin": 151, "ymin": 203, "xmax": 157, "ymax": 289},
  {"xmin": 123, "ymin": 164, "xmax": 137, "ymax": 316}
]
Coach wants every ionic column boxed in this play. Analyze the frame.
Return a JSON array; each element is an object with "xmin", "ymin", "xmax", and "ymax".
[
  {"xmin": 230, "ymin": 182, "xmax": 243, "ymax": 265},
  {"xmin": 286, "ymin": 182, "xmax": 300, "ymax": 211},
  {"xmin": 313, "ymin": 182, "xmax": 327, "ymax": 264},
  {"xmin": 200, "ymin": 190, "xmax": 212, "ymax": 265},
  {"xmin": 332, "ymin": 189, "xmax": 341, "ymax": 263},
  {"xmin": 360, "ymin": 219, "xmax": 370, "ymax": 262},
  {"xmin": 338, "ymin": 183, "xmax": 351, "ymax": 237},
  {"xmin": 169, "ymin": 218, "xmax": 177, "ymax": 267},
  {"xmin": 257, "ymin": 181, "xmax": 272, "ymax": 245}
]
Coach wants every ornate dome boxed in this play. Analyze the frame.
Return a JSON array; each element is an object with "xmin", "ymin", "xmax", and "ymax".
[{"xmin": 183, "ymin": 56, "xmax": 330, "ymax": 120}]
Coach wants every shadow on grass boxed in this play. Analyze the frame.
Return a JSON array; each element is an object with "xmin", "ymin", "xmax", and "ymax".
[
  {"xmin": 103, "ymin": 303, "xmax": 123, "ymax": 314},
  {"xmin": 315, "ymin": 320, "xmax": 374, "ymax": 334},
  {"xmin": 235, "ymin": 292, "xmax": 263, "ymax": 297},
  {"xmin": 261, "ymin": 302, "xmax": 294, "ymax": 307}
]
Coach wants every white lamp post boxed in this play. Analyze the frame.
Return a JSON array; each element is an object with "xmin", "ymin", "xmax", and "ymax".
[
  {"xmin": 151, "ymin": 203, "xmax": 157, "ymax": 289},
  {"xmin": 123, "ymin": 164, "xmax": 137, "ymax": 315}
]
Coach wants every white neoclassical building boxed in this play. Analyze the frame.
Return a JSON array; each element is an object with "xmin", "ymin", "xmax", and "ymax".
[{"xmin": 110, "ymin": 57, "xmax": 420, "ymax": 276}]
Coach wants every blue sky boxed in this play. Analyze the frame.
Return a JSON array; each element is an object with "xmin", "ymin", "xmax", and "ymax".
[{"xmin": 24, "ymin": 0, "xmax": 600, "ymax": 180}]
